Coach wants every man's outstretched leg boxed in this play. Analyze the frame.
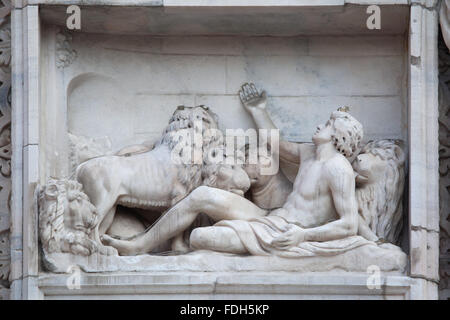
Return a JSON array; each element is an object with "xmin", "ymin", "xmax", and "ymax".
[
  {"xmin": 190, "ymin": 226, "xmax": 248, "ymax": 254},
  {"xmin": 101, "ymin": 186, "xmax": 266, "ymax": 255}
]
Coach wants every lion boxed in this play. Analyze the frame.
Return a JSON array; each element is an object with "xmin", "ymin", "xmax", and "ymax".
[
  {"xmin": 39, "ymin": 179, "xmax": 99, "ymax": 257},
  {"xmin": 75, "ymin": 105, "xmax": 251, "ymax": 254},
  {"xmin": 352, "ymin": 139, "xmax": 406, "ymax": 244},
  {"xmin": 39, "ymin": 161, "xmax": 252, "ymax": 257}
]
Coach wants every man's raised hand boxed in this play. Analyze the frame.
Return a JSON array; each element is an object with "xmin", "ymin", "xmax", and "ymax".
[{"xmin": 239, "ymin": 83, "xmax": 267, "ymax": 113}]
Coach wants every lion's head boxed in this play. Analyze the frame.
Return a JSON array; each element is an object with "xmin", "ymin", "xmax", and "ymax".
[
  {"xmin": 158, "ymin": 105, "xmax": 220, "ymax": 152},
  {"xmin": 39, "ymin": 179, "xmax": 98, "ymax": 256},
  {"xmin": 352, "ymin": 140, "xmax": 405, "ymax": 244},
  {"xmin": 155, "ymin": 104, "xmax": 252, "ymax": 199},
  {"xmin": 201, "ymin": 153, "xmax": 251, "ymax": 197},
  {"xmin": 165, "ymin": 105, "xmax": 219, "ymax": 133}
]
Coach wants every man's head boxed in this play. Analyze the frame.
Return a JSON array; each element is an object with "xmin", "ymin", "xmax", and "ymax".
[{"xmin": 312, "ymin": 110, "xmax": 363, "ymax": 159}]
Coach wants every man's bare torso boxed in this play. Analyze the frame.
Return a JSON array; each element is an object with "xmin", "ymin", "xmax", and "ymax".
[{"xmin": 271, "ymin": 145, "xmax": 339, "ymax": 228}]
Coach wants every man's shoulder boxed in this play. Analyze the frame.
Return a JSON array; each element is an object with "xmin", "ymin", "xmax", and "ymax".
[{"xmin": 324, "ymin": 154, "xmax": 354, "ymax": 175}]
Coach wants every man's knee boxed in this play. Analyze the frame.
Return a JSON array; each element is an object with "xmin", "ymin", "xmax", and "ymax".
[
  {"xmin": 190, "ymin": 227, "xmax": 212, "ymax": 250},
  {"xmin": 189, "ymin": 186, "xmax": 214, "ymax": 207},
  {"xmin": 189, "ymin": 186, "xmax": 207, "ymax": 202}
]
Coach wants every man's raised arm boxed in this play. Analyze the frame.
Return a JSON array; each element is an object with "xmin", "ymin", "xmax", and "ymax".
[{"xmin": 239, "ymin": 83, "xmax": 301, "ymax": 164}]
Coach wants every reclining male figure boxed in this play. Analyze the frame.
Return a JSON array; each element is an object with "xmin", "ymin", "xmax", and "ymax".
[{"xmin": 101, "ymin": 83, "xmax": 364, "ymax": 256}]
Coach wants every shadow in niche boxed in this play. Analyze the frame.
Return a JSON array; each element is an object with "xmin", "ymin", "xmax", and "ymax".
[
  {"xmin": 67, "ymin": 72, "xmax": 134, "ymax": 151},
  {"xmin": 106, "ymin": 206, "xmax": 172, "ymax": 254},
  {"xmin": 399, "ymin": 173, "xmax": 409, "ymax": 256},
  {"xmin": 438, "ymin": 28, "xmax": 450, "ymax": 299}
]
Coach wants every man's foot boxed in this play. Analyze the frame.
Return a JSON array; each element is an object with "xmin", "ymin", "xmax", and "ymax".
[
  {"xmin": 96, "ymin": 242, "xmax": 119, "ymax": 256},
  {"xmin": 171, "ymin": 234, "xmax": 191, "ymax": 253},
  {"xmin": 100, "ymin": 234, "xmax": 141, "ymax": 256}
]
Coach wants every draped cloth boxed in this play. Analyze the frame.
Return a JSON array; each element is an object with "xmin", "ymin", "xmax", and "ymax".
[{"xmin": 215, "ymin": 215, "xmax": 375, "ymax": 258}]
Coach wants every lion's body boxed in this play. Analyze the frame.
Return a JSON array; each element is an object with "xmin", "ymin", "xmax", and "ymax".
[
  {"xmin": 74, "ymin": 106, "xmax": 224, "ymax": 253},
  {"xmin": 356, "ymin": 177, "xmax": 404, "ymax": 244},
  {"xmin": 77, "ymin": 144, "xmax": 192, "ymax": 212}
]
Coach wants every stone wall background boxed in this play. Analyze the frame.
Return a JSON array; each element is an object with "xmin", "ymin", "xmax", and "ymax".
[{"xmin": 63, "ymin": 33, "xmax": 407, "ymax": 151}]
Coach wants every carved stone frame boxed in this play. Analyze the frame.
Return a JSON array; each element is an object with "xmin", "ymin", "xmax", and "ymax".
[
  {"xmin": 0, "ymin": 0, "xmax": 11, "ymax": 301},
  {"xmin": 9, "ymin": 0, "xmax": 441, "ymax": 299}
]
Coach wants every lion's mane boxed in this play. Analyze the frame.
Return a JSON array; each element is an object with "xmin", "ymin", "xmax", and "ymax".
[
  {"xmin": 155, "ymin": 105, "xmax": 226, "ymax": 195},
  {"xmin": 356, "ymin": 140, "xmax": 405, "ymax": 244},
  {"xmin": 39, "ymin": 179, "xmax": 98, "ymax": 256}
]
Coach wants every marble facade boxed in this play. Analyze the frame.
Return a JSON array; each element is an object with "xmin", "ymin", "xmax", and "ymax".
[{"xmin": 0, "ymin": 0, "xmax": 447, "ymax": 300}]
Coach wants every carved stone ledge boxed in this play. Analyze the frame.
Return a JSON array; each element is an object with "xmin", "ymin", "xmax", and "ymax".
[
  {"xmin": 0, "ymin": 0, "xmax": 11, "ymax": 300},
  {"xmin": 42, "ymin": 246, "xmax": 407, "ymax": 274},
  {"xmin": 38, "ymin": 272, "xmax": 418, "ymax": 300}
]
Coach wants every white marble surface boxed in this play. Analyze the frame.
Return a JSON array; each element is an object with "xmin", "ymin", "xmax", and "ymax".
[
  {"xmin": 42, "ymin": 245, "xmax": 407, "ymax": 274},
  {"xmin": 9, "ymin": 0, "xmax": 441, "ymax": 300},
  {"xmin": 36, "ymin": 4, "xmax": 409, "ymax": 36},
  {"xmin": 38, "ymin": 272, "xmax": 419, "ymax": 300},
  {"xmin": 408, "ymin": 4, "xmax": 440, "ymax": 287},
  {"xmin": 61, "ymin": 33, "xmax": 408, "ymax": 152},
  {"xmin": 17, "ymin": 0, "xmax": 411, "ymax": 7}
]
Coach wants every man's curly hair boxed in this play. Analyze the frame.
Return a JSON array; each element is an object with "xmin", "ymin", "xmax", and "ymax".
[{"xmin": 330, "ymin": 111, "xmax": 364, "ymax": 159}]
